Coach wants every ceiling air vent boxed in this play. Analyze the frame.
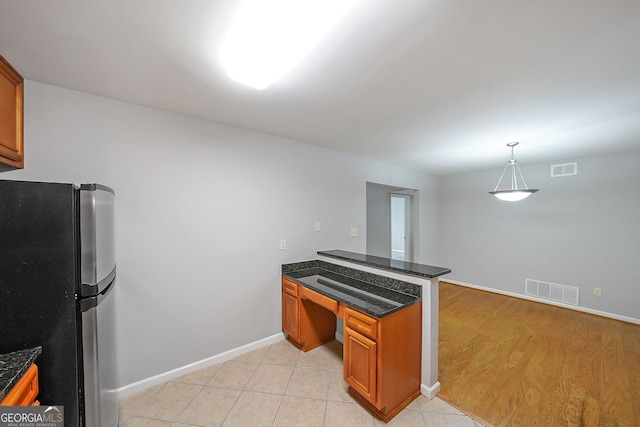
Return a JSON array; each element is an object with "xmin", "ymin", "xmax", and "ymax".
[
  {"xmin": 550, "ymin": 162, "xmax": 577, "ymax": 177},
  {"xmin": 525, "ymin": 278, "xmax": 579, "ymax": 306}
]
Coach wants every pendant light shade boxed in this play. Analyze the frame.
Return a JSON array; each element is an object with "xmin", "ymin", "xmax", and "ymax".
[{"xmin": 489, "ymin": 142, "xmax": 539, "ymax": 201}]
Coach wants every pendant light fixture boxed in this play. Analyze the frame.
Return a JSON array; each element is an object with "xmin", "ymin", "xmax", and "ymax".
[{"xmin": 489, "ymin": 142, "xmax": 539, "ymax": 201}]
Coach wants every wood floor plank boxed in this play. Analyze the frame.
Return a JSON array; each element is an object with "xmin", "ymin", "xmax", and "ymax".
[
  {"xmin": 599, "ymin": 320, "xmax": 640, "ymax": 426},
  {"xmin": 438, "ymin": 281, "xmax": 640, "ymax": 427}
]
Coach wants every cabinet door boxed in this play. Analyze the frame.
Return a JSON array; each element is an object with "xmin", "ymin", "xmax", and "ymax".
[
  {"xmin": 344, "ymin": 327, "xmax": 377, "ymax": 404},
  {"xmin": 282, "ymin": 292, "xmax": 299, "ymax": 341},
  {"xmin": 0, "ymin": 55, "xmax": 24, "ymax": 169}
]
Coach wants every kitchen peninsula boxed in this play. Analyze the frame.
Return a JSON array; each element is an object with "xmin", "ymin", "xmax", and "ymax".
[{"xmin": 282, "ymin": 250, "xmax": 450, "ymax": 422}]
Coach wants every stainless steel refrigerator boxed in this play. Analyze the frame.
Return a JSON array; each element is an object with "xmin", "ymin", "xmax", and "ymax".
[{"xmin": 0, "ymin": 179, "xmax": 117, "ymax": 427}]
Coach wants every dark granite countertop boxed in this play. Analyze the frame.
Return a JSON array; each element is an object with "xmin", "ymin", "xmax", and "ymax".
[
  {"xmin": 317, "ymin": 249, "xmax": 451, "ymax": 279},
  {"xmin": 283, "ymin": 267, "xmax": 420, "ymax": 318},
  {"xmin": 0, "ymin": 347, "xmax": 42, "ymax": 401}
]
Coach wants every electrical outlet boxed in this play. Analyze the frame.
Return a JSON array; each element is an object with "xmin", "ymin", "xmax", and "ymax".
[
  {"xmin": 593, "ymin": 288, "xmax": 601, "ymax": 297},
  {"xmin": 315, "ymin": 222, "xmax": 320, "ymax": 232},
  {"xmin": 280, "ymin": 240, "xmax": 286, "ymax": 250},
  {"xmin": 350, "ymin": 227, "xmax": 358, "ymax": 237}
]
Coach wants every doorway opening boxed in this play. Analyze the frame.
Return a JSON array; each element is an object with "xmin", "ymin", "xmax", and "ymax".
[
  {"xmin": 391, "ymin": 194, "xmax": 411, "ymax": 261},
  {"xmin": 366, "ymin": 182, "xmax": 417, "ymax": 262}
]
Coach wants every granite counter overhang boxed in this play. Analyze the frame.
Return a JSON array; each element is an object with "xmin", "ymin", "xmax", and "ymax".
[
  {"xmin": 282, "ymin": 261, "xmax": 421, "ymax": 318},
  {"xmin": 318, "ymin": 249, "xmax": 451, "ymax": 279},
  {"xmin": 0, "ymin": 346, "xmax": 42, "ymax": 401}
]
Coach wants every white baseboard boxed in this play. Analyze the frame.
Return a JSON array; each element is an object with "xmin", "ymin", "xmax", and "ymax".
[
  {"xmin": 444, "ymin": 279, "xmax": 640, "ymax": 325},
  {"xmin": 108, "ymin": 332, "xmax": 286, "ymax": 400},
  {"xmin": 421, "ymin": 381, "xmax": 441, "ymax": 400}
]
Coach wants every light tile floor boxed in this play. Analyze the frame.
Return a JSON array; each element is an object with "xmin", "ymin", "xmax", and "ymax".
[{"xmin": 119, "ymin": 339, "xmax": 484, "ymax": 427}]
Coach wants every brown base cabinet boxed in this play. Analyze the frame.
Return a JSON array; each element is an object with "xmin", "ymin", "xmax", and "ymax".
[
  {"xmin": 344, "ymin": 326, "xmax": 377, "ymax": 402},
  {"xmin": 282, "ymin": 277, "xmax": 337, "ymax": 352},
  {"xmin": 0, "ymin": 364, "xmax": 40, "ymax": 406},
  {"xmin": 282, "ymin": 279, "xmax": 300, "ymax": 341},
  {"xmin": 344, "ymin": 304, "xmax": 422, "ymax": 422},
  {"xmin": 282, "ymin": 277, "xmax": 422, "ymax": 422}
]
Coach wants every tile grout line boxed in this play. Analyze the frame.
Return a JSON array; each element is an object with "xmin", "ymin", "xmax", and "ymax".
[
  {"xmin": 268, "ymin": 349, "xmax": 297, "ymax": 427},
  {"xmin": 119, "ymin": 339, "xmax": 482, "ymax": 426},
  {"xmin": 170, "ymin": 381, "xmax": 206, "ymax": 426}
]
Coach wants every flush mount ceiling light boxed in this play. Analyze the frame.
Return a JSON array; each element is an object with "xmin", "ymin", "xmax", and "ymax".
[
  {"xmin": 489, "ymin": 142, "xmax": 539, "ymax": 201},
  {"xmin": 220, "ymin": 0, "xmax": 358, "ymax": 90}
]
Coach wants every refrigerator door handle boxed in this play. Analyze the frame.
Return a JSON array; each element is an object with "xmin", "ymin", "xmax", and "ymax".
[
  {"xmin": 80, "ymin": 266, "xmax": 116, "ymax": 313},
  {"xmin": 81, "ymin": 266, "xmax": 116, "ymax": 301},
  {"xmin": 80, "ymin": 184, "xmax": 116, "ymax": 298}
]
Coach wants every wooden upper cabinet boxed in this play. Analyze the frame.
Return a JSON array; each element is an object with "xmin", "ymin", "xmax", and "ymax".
[{"xmin": 0, "ymin": 55, "xmax": 24, "ymax": 169}]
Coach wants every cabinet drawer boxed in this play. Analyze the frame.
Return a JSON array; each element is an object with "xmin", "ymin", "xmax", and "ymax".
[
  {"xmin": 300, "ymin": 286, "xmax": 339, "ymax": 314},
  {"xmin": 345, "ymin": 307, "xmax": 377, "ymax": 341},
  {"xmin": 282, "ymin": 278, "xmax": 299, "ymax": 297}
]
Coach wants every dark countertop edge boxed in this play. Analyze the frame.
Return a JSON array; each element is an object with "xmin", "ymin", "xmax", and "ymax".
[
  {"xmin": 317, "ymin": 249, "xmax": 451, "ymax": 279},
  {"xmin": 282, "ymin": 270, "xmax": 420, "ymax": 318},
  {"xmin": 0, "ymin": 346, "xmax": 42, "ymax": 400}
]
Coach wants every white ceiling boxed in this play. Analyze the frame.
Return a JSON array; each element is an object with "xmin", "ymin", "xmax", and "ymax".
[{"xmin": 2, "ymin": 0, "xmax": 640, "ymax": 175}]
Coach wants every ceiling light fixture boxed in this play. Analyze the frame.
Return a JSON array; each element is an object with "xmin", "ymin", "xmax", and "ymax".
[
  {"xmin": 220, "ymin": 0, "xmax": 357, "ymax": 90},
  {"xmin": 489, "ymin": 142, "xmax": 539, "ymax": 201}
]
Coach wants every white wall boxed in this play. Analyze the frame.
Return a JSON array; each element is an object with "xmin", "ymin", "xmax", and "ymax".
[
  {"xmin": 438, "ymin": 150, "xmax": 640, "ymax": 321},
  {"xmin": 1, "ymin": 81, "xmax": 440, "ymax": 389},
  {"xmin": 366, "ymin": 183, "xmax": 436, "ymax": 263},
  {"xmin": 11, "ymin": 80, "xmax": 634, "ymax": 394},
  {"xmin": 365, "ymin": 183, "xmax": 394, "ymax": 258}
]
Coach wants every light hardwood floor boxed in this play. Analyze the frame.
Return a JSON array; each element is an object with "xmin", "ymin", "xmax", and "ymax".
[{"xmin": 438, "ymin": 281, "xmax": 640, "ymax": 427}]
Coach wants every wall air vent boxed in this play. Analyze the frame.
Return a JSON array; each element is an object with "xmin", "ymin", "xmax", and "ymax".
[
  {"xmin": 525, "ymin": 278, "xmax": 579, "ymax": 306},
  {"xmin": 550, "ymin": 162, "xmax": 577, "ymax": 177}
]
